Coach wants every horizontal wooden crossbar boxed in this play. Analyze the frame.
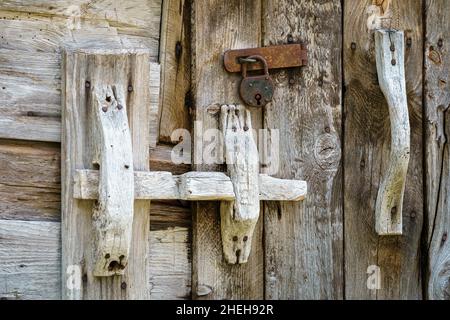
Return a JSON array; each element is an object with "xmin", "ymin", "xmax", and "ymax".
[{"xmin": 74, "ymin": 170, "xmax": 307, "ymax": 201}]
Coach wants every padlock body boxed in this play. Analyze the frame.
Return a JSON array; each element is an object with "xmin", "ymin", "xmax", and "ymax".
[{"xmin": 240, "ymin": 75, "xmax": 274, "ymax": 107}]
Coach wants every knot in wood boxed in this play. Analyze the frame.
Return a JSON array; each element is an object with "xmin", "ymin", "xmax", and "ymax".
[{"xmin": 313, "ymin": 133, "xmax": 341, "ymax": 170}]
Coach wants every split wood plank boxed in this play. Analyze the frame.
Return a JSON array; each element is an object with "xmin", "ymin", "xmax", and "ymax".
[
  {"xmin": 262, "ymin": 0, "xmax": 343, "ymax": 299},
  {"xmin": 343, "ymin": 0, "xmax": 423, "ymax": 299},
  {"xmin": 424, "ymin": 0, "xmax": 450, "ymax": 300},
  {"xmin": 191, "ymin": 0, "xmax": 264, "ymax": 299},
  {"xmin": 62, "ymin": 48, "xmax": 151, "ymax": 299},
  {"xmin": 158, "ymin": 0, "xmax": 191, "ymax": 143}
]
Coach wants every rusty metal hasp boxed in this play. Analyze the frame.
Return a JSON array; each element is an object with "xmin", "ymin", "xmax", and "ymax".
[{"xmin": 223, "ymin": 43, "xmax": 308, "ymax": 73}]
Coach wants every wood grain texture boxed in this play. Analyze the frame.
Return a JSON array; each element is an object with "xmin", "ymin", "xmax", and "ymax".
[
  {"xmin": 424, "ymin": 0, "xmax": 450, "ymax": 300},
  {"xmin": 62, "ymin": 49, "xmax": 151, "ymax": 299},
  {"xmin": 0, "ymin": 140, "xmax": 60, "ymax": 222},
  {"xmin": 344, "ymin": 0, "xmax": 423, "ymax": 299},
  {"xmin": 191, "ymin": 0, "xmax": 264, "ymax": 299},
  {"xmin": 90, "ymin": 85, "xmax": 135, "ymax": 276},
  {"xmin": 158, "ymin": 0, "xmax": 191, "ymax": 143},
  {"xmin": 0, "ymin": 2, "xmax": 161, "ymax": 143},
  {"xmin": 374, "ymin": 30, "xmax": 410, "ymax": 235},
  {"xmin": 220, "ymin": 104, "xmax": 260, "ymax": 264},
  {"xmin": 0, "ymin": 217, "xmax": 191, "ymax": 300},
  {"xmin": 0, "ymin": 219, "xmax": 61, "ymax": 300},
  {"xmin": 262, "ymin": 0, "xmax": 343, "ymax": 299}
]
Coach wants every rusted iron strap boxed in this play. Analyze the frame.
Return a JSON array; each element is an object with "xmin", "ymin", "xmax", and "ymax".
[{"xmin": 223, "ymin": 43, "xmax": 307, "ymax": 73}]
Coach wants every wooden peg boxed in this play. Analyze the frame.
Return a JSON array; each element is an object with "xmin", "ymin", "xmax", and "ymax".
[{"xmin": 374, "ymin": 29, "xmax": 410, "ymax": 235}]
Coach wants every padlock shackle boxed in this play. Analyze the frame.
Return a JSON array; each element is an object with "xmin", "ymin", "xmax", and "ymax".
[{"xmin": 241, "ymin": 55, "xmax": 269, "ymax": 78}]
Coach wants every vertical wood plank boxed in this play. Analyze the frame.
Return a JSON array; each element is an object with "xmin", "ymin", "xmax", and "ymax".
[
  {"xmin": 62, "ymin": 49, "xmax": 151, "ymax": 299},
  {"xmin": 191, "ymin": 0, "xmax": 264, "ymax": 299},
  {"xmin": 343, "ymin": 0, "xmax": 423, "ymax": 299},
  {"xmin": 424, "ymin": 0, "xmax": 450, "ymax": 300},
  {"xmin": 158, "ymin": 0, "xmax": 191, "ymax": 143},
  {"xmin": 262, "ymin": 0, "xmax": 343, "ymax": 299}
]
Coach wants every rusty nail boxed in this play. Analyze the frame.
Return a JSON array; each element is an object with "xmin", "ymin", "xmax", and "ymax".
[
  {"xmin": 175, "ymin": 41, "xmax": 182, "ymax": 59},
  {"xmin": 390, "ymin": 44, "xmax": 395, "ymax": 52},
  {"xmin": 351, "ymin": 42, "xmax": 356, "ymax": 51},
  {"xmin": 233, "ymin": 236, "xmax": 238, "ymax": 242},
  {"xmin": 128, "ymin": 85, "xmax": 133, "ymax": 92},
  {"xmin": 85, "ymin": 81, "xmax": 91, "ymax": 89},
  {"xmin": 289, "ymin": 78, "xmax": 295, "ymax": 85},
  {"xmin": 121, "ymin": 282, "xmax": 127, "ymax": 290},
  {"xmin": 391, "ymin": 59, "xmax": 396, "ymax": 66},
  {"xmin": 438, "ymin": 38, "xmax": 443, "ymax": 48},
  {"xmin": 102, "ymin": 106, "xmax": 108, "ymax": 112},
  {"xmin": 117, "ymin": 104, "xmax": 123, "ymax": 110},
  {"xmin": 287, "ymin": 34, "xmax": 294, "ymax": 43}
]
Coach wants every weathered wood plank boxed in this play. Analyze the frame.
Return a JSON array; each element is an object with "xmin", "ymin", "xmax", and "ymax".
[
  {"xmin": 0, "ymin": 140, "xmax": 60, "ymax": 221},
  {"xmin": 191, "ymin": 0, "xmax": 264, "ymax": 299},
  {"xmin": 0, "ymin": 219, "xmax": 60, "ymax": 300},
  {"xmin": 0, "ymin": 5, "xmax": 161, "ymax": 143},
  {"xmin": 149, "ymin": 227, "xmax": 191, "ymax": 299},
  {"xmin": 344, "ymin": 0, "xmax": 423, "ymax": 299},
  {"xmin": 262, "ymin": 0, "xmax": 343, "ymax": 299},
  {"xmin": 158, "ymin": 0, "xmax": 191, "ymax": 143},
  {"xmin": 424, "ymin": 0, "xmax": 450, "ymax": 300},
  {"xmin": 62, "ymin": 49, "xmax": 151, "ymax": 299},
  {"xmin": 0, "ymin": 217, "xmax": 191, "ymax": 300}
]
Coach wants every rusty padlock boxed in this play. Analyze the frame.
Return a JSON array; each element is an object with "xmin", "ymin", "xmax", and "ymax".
[{"xmin": 239, "ymin": 55, "xmax": 274, "ymax": 107}]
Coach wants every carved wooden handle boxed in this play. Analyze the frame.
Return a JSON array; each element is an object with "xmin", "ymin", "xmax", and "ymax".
[{"xmin": 374, "ymin": 30, "xmax": 410, "ymax": 235}]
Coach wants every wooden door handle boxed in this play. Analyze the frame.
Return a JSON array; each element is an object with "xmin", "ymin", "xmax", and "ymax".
[{"xmin": 374, "ymin": 29, "xmax": 410, "ymax": 235}]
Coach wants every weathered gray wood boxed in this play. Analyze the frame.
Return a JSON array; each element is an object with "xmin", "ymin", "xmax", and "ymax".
[
  {"xmin": 424, "ymin": 0, "xmax": 450, "ymax": 300},
  {"xmin": 90, "ymin": 85, "xmax": 135, "ymax": 276},
  {"xmin": 191, "ymin": 0, "xmax": 264, "ymax": 299},
  {"xmin": 149, "ymin": 227, "xmax": 191, "ymax": 299},
  {"xmin": 220, "ymin": 104, "xmax": 260, "ymax": 264},
  {"xmin": 374, "ymin": 30, "xmax": 410, "ymax": 235},
  {"xmin": 0, "ymin": 217, "xmax": 191, "ymax": 300},
  {"xmin": 158, "ymin": 0, "xmax": 191, "ymax": 143},
  {"xmin": 0, "ymin": 140, "xmax": 60, "ymax": 222},
  {"xmin": 344, "ymin": 0, "xmax": 423, "ymax": 299},
  {"xmin": 262, "ymin": 0, "xmax": 343, "ymax": 299},
  {"xmin": 0, "ymin": 219, "xmax": 61, "ymax": 300},
  {"xmin": 74, "ymin": 169, "xmax": 307, "ymax": 202},
  {"xmin": 0, "ymin": 3, "xmax": 161, "ymax": 143},
  {"xmin": 62, "ymin": 48, "xmax": 151, "ymax": 299}
]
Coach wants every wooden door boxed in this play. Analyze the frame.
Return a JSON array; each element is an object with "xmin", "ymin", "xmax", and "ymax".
[{"xmin": 0, "ymin": 0, "xmax": 449, "ymax": 300}]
